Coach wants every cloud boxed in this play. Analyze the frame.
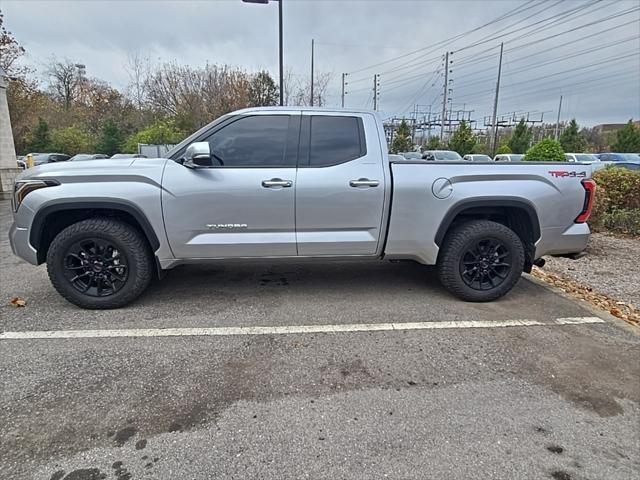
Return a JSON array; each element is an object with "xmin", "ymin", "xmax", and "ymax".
[{"xmin": 3, "ymin": 0, "xmax": 639, "ymax": 125}]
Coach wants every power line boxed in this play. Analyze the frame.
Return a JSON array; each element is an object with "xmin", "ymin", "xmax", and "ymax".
[
  {"xmin": 453, "ymin": 0, "xmax": 604, "ymax": 53},
  {"xmin": 346, "ymin": 0, "xmax": 540, "ymax": 75},
  {"xmin": 454, "ymin": 34, "xmax": 639, "ymax": 90},
  {"xmin": 454, "ymin": 11, "xmax": 639, "ymax": 71}
]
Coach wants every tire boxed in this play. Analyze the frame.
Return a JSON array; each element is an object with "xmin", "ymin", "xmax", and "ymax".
[
  {"xmin": 437, "ymin": 219, "xmax": 525, "ymax": 302},
  {"xmin": 46, "ymin": 218, "xmax": 153, "ymax": 309}
]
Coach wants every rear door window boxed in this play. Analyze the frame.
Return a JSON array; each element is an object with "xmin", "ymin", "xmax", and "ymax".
[{"xmin": 304, "ymin": 116, "xmax": 366, "ymax": 167}]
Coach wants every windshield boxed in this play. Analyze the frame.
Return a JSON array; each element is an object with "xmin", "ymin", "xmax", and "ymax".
[
  {"xmin": 70, "ymin": 154, "xmax": 93, "ymax": 161},
  {"xmin": 402, "ymin": 152, "xmax": 422, "ymax": 160},
  {"xmin": 620, "ymin": 153, "xmax": 640, "ymax": 161},
  {"xmin": 472, "ymin": 155, "xmax": 491, "ymax": 162},
  {"xmin": 574, "ymin": 154, "xmax": 600, "ymax": 162},
  {"xmin": 434, "ymin": 151, "xmax": 462, "ymax": 160}
]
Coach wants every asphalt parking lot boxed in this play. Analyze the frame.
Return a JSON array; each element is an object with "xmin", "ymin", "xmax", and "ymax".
[{"xmin": 1, "ymin": 200, "xmax": 639, "ymax": 480}]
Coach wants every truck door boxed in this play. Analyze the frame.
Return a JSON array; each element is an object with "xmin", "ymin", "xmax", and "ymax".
[
  {"xmin": 162, "ymin": 114, "xmax": 299, "ymax": 258},
  {"xmin": 295, "ymin": 113, "xmax": 387, "ymax": 256}
]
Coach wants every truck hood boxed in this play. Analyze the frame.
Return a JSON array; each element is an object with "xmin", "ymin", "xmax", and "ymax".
[{"xmin": 17, "ymin": 157, "xmax": 169, "ymax": 183}]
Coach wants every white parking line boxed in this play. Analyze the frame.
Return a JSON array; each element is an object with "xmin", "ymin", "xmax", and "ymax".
[{"xmin": 0, "ymin": 317, "xmax": 605, "ymax": 340}]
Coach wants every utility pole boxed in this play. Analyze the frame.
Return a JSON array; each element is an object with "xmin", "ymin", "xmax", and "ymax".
[
  {"xmin": 440, "ymin": 51, "xmax": 449, "ymax": 142},
  {"xmin": 490, "ymin": 42, "xmax": 504, "ymax": 155},
  {"xmin": 373, "ymin": 74, "xmax": 380, "ymax": 111},
  {"xmin": 554, "ymin": 95, "xmax": 563, "ymax": 140},
  {"xmin": 310, "ymin": 39, "xmax": 314, "ymax": 106},
  {"xmin": 278, "ymin": 0, "xmax": 283, "ymax": 106},
  {"xmin": 341, "ymin": 73, "xmax": 346, "ymax": 108}
]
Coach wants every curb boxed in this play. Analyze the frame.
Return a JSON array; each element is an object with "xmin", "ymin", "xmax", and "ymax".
[{"xmin": 523, "ymin": 272, "xmax": 639, "ymax": 336}]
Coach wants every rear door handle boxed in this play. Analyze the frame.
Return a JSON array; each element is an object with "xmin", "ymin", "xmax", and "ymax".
[
  {"xmin": 262, "ymin": 178, "xmax": 293, "ymax": 188},
  {"xmin": 349, "ymin": 178, "xmax": 380, "ymax": 188}
]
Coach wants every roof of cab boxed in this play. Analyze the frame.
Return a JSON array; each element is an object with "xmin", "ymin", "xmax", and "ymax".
[{"xmin": 233, "ymin": 106, "xmax": 378, "ymax": 115}]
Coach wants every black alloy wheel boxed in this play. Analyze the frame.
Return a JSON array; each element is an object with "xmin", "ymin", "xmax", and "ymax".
[
  {"xmin": 63, "ymin": 238, "xmax": 129, "ymax": 297},
  {"xmin": 459, "ymin": 237, "xmax": 512, "ymax": 291}
]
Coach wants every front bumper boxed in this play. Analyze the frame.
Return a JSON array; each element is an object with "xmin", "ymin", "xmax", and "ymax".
[{"xmin": 9, "ymin": 221, "xmax": 39, "ymax": 265}]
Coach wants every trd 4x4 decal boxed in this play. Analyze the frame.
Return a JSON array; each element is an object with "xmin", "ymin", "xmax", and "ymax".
[{"xmin": 548, "ymin": 170, "xmax": 587, "ymax": 178}]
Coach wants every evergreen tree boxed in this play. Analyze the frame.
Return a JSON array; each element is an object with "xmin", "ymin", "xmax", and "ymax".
[
  {"xmin": 96, "ymin": 119, "xmax": 124, "ymax": 156},
  {"xmin": 448, "ymin": 120, "xmax": 476, "ymax": 156},
  {"xmin": 248, "ymin": 71, "xmax": 279, "ymax": 107},
  {"xmin": 610, "ymin": 120, "xmax": 640, "ymax": 153},
  {"xmin": 507, "ymin": 118, "xmax": 532, "ymax": 154},
  {"xmin": 27, "ymin": 117, "xmax": 51, "ymax": 152},
  {"xmin": 390, "ymin": 120, "xmax": 413, "ymax": 153},
  {"xmin": 559, "ymin": 119, "xmax": 586, "ymax": 152},
  {"xmin": 495, "ymin": 144, "xmax": 512, "ymax": 155},
  {"xmin": 424, "ymin": 136, "xmax": 441, "ymax": 150}
]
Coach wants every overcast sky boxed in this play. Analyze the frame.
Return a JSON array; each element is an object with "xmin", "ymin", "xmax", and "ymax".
[{"xmin": 3, "ymin": 0, "xmax": 639, "ymax": 126}]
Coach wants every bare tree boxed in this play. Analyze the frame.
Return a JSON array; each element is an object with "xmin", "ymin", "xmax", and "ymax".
[
  {"xmin": 46, "ymin": 58, "xmax": 83, "ymax": 110},
  {"xmin": 125, "ymin": 51, "xmax": 149, "ymax": 114},
  {"xmin": 282, "ymin": 69, "xmax": 332, "ymax": 107},
  {"xmin": 145, "ymin": 62, "xmax": 251, "ymax": 131}
]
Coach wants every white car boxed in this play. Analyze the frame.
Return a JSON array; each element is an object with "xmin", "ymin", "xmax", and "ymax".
[
  {"xmin": 463, "ymin": 154, "xmax": 492, "ymax": 162},
  {"xmin": 422, "ymin": 150, "xmax": 463, "ymax": 161},
  {"xmin": 494, "ymin": 154, "xmax": 524, "ymax": 162},
  {"xmin": 564, "ymin": 153, "xmax": 600, "ymax": 163}
]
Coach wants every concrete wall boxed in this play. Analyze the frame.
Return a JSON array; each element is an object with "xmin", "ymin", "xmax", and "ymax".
[{"xmin": 0, "ymin": 75, "xmax": 20, "ymax": 198}]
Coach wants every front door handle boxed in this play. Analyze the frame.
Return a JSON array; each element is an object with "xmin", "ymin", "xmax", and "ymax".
[
  {"xmin": 262, "ymin": 178, "xmax": 293, "ymax": 188},
  {"xmin": 349, "ymin": 178, "xmax": 380, "ymax": 188}
]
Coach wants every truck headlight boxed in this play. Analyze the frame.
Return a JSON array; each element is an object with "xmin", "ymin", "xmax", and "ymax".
[{"xmin": 12, "ymin": 180, "xmax": 58, "ymax": 212}]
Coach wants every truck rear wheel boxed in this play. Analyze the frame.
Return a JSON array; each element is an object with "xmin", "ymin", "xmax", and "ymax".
[
  {"xmin": 46, "ymin": 218, "xmax": 153, "ymax": 309},
  {"xmin": 437, "ymin": 220, "xmax": 524, "ymax": 302}
]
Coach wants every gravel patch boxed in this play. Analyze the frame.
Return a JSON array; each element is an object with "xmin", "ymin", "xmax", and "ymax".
[{"xmin": 542, "ymin": 232, "xmax": 640, "ymax": 309}]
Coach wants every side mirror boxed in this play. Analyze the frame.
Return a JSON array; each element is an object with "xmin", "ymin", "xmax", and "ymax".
[{"xmin": 184, "ymin": 142, "xmax": 212, "ymax": 168}]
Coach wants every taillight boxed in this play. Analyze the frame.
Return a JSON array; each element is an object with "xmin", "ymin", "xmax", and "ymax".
[{"xmin": 575, "ymin": 179, "xmax": 596, "ymax": 223}]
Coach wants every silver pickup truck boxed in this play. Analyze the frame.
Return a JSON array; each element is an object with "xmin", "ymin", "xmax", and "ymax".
[{"xmin": 9, "ymin": 107, "xmax": 596, "ymax": 309}]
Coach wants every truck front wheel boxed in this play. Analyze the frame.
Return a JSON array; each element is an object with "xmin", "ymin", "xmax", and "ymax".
[
  {"xmin": 437, "ymin": 220, "xmax": 525, "ymax": 302},
  {"xmin": 46, "ymin": 218, "xmax": 153, "ymax": 309}
]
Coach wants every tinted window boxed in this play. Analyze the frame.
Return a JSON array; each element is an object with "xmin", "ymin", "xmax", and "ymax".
[
  {"xmin": 434, "ymin": 151, "xmax": 462, "ymax": 161},
  {"xmin": 206, "ymin": 115, "xmax": 291, "ymax": 167},
  {"xmin": 309, "ymin": 116, "xmax": 364, "ymax": 167}
]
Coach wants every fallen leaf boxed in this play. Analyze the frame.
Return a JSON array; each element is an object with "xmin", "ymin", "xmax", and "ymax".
[{"xmin": 10, "ymin": 297, "xmax": 26, "ymax": 308}]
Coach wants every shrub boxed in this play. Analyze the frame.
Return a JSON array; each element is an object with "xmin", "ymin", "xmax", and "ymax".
[
  {"xmin": 590, "ymin": 167, "xmax": 640, "ymax": 236},
  {"xmin": 593, "ymin": 167, "xmax": 640, "ymax": 210},
  {"xmin": 600, "ymin": 209, "xmax": 640, "ymax": 236},
  {"xmin": 50, "ymin": 126, "xmax": 96, "ymax": 155},
  {"xmin": 495, "ymin": 144, "xmax": 512, "ymax": 154},
  {"xmin": 123, "ymin": 119, "xmax": 187, "ymax": 153},
  {"xmin": 523, "ymin": 138, "xmax": 564, "ymax": 161}
]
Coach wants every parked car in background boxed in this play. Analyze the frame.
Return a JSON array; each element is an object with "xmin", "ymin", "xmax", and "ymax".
[
  {"xmin": 28, "ymin": 153, "xmax": 71, "ymax": 165},
  {"xmin": 69, "ymin": 154, "xmax": 110, "ymax": 162},
  {"xmin": 593, "ymin": 160, "xmax": 640, "ymax": 172},
  {"xmin": 463, "ymin": 154, "xmax": 492, "ymax": 162},
  {"xmin": 400, "ymin": 152, "xmax": 423, "ymax": 160},
  {"xmin": 17, "ymin": 157, "xmax": 26, "ymax": 169},
  {"xmin": 422, "ymin": 150, "xmax": 463, "ymax": 161},
  {"xmin": 110, "ymin": 153, "xmax": 148, "ymax": 159},
  {"xmin": 494, "ymin": 154, "xmax": 524, "ymax": 162},
  {"xmin": 597, "ymin": 153, "xmax": 640, "ymax": 162},
  {"xmin": 565, "ymin": 153, "xmax": 601, "ymax": 163}
]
